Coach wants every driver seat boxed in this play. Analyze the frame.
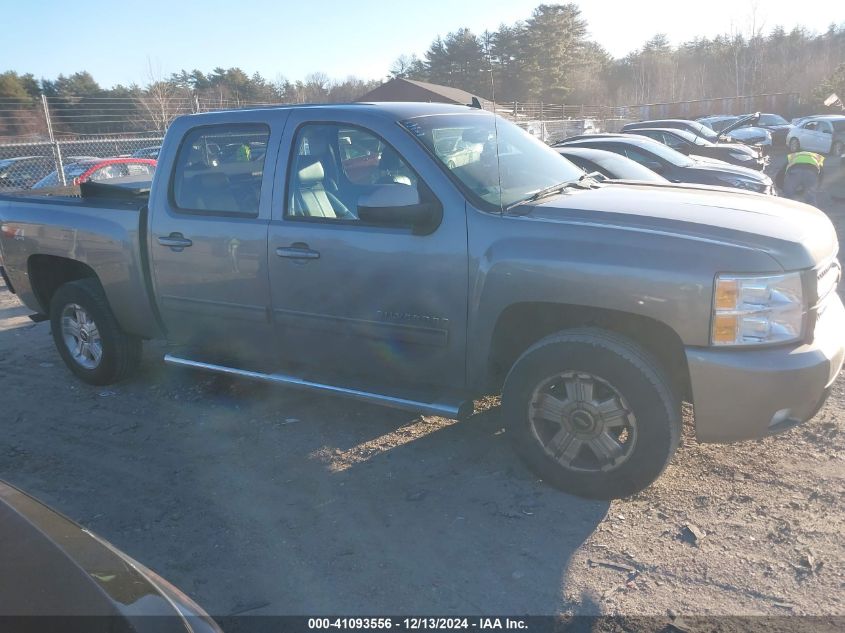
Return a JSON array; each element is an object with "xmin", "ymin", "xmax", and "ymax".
[{"xmin": 291, "ymin": 159, "xmax": 352, "ymax": 219}]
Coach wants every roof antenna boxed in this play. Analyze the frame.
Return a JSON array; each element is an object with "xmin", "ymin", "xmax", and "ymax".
[
  {"xmin": 469, "ymin": 96, "xmax": 483, "ymax": 109},
  {"xmin": 484, "ymin": 48, "xmax": 504, "ymax": 215}
]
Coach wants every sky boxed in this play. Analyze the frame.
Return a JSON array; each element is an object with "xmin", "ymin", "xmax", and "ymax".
[{"xmin": 1, "ymin": 0, "xmax": 843, "ymax": 88}]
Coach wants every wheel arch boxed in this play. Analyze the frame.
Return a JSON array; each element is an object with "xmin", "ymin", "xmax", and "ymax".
[
  {"xmin": 28, "ymin": 254, "xmax": 101, "ymax": 315},
  {"xmin": 485, "ymin": 301, "xmax": 692, "ymax": 403}
]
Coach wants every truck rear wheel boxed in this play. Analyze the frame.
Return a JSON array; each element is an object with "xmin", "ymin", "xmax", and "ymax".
[
  {"xmin": 502, "ymin": 328, "xmax": 681, "ymax": 499},
  {"xmin": 49, "ymin": 279, "xmax": 142, "ymax": 386}
]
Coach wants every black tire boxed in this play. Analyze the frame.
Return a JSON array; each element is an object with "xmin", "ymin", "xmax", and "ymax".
[
  {"xmin": 49, "ymin": 279, "xmax": 142, "ymax": 386},
  {"xmin": 788, "ymin": 137, "xmax": 800, "ymax": 153},
  {"xmin": 502, "ymin": 328, "xmax": 681, "ymax": 499}
]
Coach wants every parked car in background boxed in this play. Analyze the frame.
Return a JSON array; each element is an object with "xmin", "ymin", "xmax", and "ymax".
[
  {"xmin": 0, "ymin": 156, "xmax": 53, "ymax": 190},
  {"xmin": 622, "ymin": 119, "xmax": 722, "ymax": 142},
  {"xmin": 791, "ymin": 115, "xmax": 817, "ymax": 127},
  {"xmin": 741, "ymin": 112, "xmax": 792, "ymax": 146},
  {"xmin": 554, "ymin": 146, "xmax": 668, "ymax": 183},
  {"xmin": 434, "ymin": 135, "xmax": 482, "ymax": 168},
  {"xmin": 32, "ymin": 157, "xmax": 157, "ymax": 189},
  {"xmin": 625, "ymin": 115, "xmax": 772, "ymax": 150},
  {"xmin": 0, "ymin": 480, "xmax": 221, "ymax": 630},
  {"xmin": 131, "ymin": 145, "xmax": 162, "ymax": 159},
  {"xmin": 557, "ymin": 133, "xmax": 629, "ymax": 143},
  {"xmin": 557, "ymin": 134, "xmax": 774, "ymax": 193},
  {"xmin": 696, "ymin": 115, "xmax": 773, "ymax": 151},
  {"xmin": 786, "ymin": 115, "xmax": 845, "ymax": 155},
  {"xmin": 625, "ymin": 127, "xmax": 767, "ymax": 170}
]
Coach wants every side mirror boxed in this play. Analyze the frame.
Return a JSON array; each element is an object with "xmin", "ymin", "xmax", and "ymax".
[{"xmin": 357, "ymin": 184, "xmax": 442, "ymax": 235}]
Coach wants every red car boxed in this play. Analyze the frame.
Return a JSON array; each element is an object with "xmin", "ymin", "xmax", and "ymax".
[{"xmin": 32, "ymin": 157, "xmax": 157, "ymax": 189}]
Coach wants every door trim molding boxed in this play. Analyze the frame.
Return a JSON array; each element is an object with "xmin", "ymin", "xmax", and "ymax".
[{"xmin": 273, "ymin": 307, "xmax": 449, "ymax": 347}]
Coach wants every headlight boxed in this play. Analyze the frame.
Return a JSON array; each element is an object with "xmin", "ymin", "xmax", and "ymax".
[
  {"xmin": 730, "ymin": 152, "xmax": 755, "ymax": 161},
  {"xmin": 712, "ymin": 272, "xmax": 806, "ymax": 346},
  {"xmin": 717, "ymin": 176, "xmax": 762, "ymax": 191}
]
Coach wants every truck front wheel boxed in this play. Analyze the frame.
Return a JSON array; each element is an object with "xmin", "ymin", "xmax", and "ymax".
[
  {"xmin": 49, "ymin": 279, "xmax": 142, "ymax": 385},
  {"xmin": 502, "ymin": 328, "xmax": 681, "ymax": 499}
]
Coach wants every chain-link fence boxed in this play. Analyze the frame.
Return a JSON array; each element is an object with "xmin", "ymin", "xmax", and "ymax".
[
  {"xmin": 0, "ymin": 136, "xmax": 163, "ymax": 192},
  {"xmin": 1, "ymin": 90, "xmax": 797, "ymax": 193},
  {"xmin": 512, "ymin": 118, "xmax": 636, "ymax": 144}
]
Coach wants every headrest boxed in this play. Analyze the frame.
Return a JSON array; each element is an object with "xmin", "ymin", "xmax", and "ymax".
[{"xmin": 298, "ymin": 159, "xmax": 325, "ymax": 183}]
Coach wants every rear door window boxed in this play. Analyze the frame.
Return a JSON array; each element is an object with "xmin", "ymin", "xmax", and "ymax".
[{"xmin": 171, "ymin": 124, "xmax": 270, "ymax": 216}]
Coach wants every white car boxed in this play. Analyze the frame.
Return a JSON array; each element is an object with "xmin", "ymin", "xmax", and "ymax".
[{"xmin": 786, "ymin": 115, "xmax": 845, "ymax": 156}]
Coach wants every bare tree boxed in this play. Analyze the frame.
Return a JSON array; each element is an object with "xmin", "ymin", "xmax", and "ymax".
[{"xmin": 134, "ymin": 60, "xmax": 190, "ymax": 132}]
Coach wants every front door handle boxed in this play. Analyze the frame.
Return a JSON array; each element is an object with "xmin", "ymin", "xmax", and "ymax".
[
  {"xmin": 276, "ymin": 243, "xmax": 320, "ymax": 260},
  {"xmin": 158, "ymin": 233, "xmax": 193, "ymax": 250}
]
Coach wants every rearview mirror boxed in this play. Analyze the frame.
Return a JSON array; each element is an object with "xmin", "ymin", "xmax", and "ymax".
[
  {"xmin": 643, "ymin": 160, "xmax": 665, "ymax": 174},
  {"xmin": 357, "ymin": 184, "xmax": 442, "ymax": 235}
]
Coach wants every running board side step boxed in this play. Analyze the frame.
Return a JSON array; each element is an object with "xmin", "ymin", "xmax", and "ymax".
[{"xmin": 163, "ymin": 354, "xmax": 474, "ymax": 420}]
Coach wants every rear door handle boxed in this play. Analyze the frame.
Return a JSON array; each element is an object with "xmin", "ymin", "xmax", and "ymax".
[
  {"xmin": 158, "ymin": 233, "xmax": 193, "ymax": 250},
  {"xmin": 276, "ymin": 243, "xmax": 320, "ymax": 260}
]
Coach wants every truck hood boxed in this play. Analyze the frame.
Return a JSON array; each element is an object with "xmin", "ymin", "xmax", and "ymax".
[{"xmin": 524, "ymin": 182, "xmax": 837, "ymax": 270}]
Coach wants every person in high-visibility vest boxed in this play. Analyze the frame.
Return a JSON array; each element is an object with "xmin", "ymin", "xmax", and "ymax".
[
  {"xmin": 236, "ymin": 143, "xmax": 252, "ymax": 162},
  {"xmin": 779, "ymin": 151, "xmax": 825, "ymax": 205}
]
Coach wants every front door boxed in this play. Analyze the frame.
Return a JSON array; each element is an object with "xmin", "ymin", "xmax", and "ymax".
[
  {"xmin": 267, "ymin": 116, "xmax": 469, "ymax": 389},
  {"xmin": 801, "ymin": 121, "xmax": 823, "ymax": 152},
  {"xmin": 817, "ymin": 120, "xmax": 835, "ymax": 154},
  {"xmin": 149, "ymin": 117, "xmax": 284, "ymax": 363}
]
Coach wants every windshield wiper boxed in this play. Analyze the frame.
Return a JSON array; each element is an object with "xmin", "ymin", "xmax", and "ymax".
[{"xmin": 506, "ymin": 173, "xmax": 595, "ymax": 210}]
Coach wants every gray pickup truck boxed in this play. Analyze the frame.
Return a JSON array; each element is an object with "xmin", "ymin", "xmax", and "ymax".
[{"xmin": 1, "ymin": 103, "xmax": 843, "ymax": 499}]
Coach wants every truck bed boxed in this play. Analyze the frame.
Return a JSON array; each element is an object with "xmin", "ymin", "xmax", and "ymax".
[{"xmin": 0, "ymin": 192, "xmax": 163, "ymax": 339}]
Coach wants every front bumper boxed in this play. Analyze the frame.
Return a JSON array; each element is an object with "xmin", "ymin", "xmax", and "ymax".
[{"xmin": 686, "ymin": 294, "xmax": 845, "ymax": 443}]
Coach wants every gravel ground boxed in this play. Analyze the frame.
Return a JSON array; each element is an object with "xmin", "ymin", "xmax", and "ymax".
[{"xmin": 0, "ymin": 162, "xmax": 844, "ymax": 623}]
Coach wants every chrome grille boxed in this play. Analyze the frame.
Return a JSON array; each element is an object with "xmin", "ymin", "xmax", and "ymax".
[{"xmin": 816, "ymin": 259, "xmax": 841, "ymax": 307}]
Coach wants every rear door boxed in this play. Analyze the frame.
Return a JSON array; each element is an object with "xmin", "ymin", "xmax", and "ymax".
[
  {"xmin": 148, "ymin": 112, "xmax": 287, "ymax": 362},
  {"xmin": 266, "ymin": 112, "xmax": 469, "ymax": 389}
]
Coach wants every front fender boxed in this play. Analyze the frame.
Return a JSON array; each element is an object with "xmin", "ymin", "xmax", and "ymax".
[{"xmin": 465, "ymin": 211, "xmax": 782, "ymax": 390}]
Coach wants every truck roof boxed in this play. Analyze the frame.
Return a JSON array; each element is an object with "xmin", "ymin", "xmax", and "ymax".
[{"xmin": 186, "ymin": 101, "xmax": 487, "ymax": 121}]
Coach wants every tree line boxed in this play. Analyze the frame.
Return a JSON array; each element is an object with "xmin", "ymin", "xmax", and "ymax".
[
  {"xmin": 1, "ymin": 3, "xmax": 843, "ymax": 139},
  {"xmin": 0, "ymin": 68, "xmax": 381, "ymax": 138},
  {"xmin": 391, "ymin": 3, "xmax": 845, "ymax": 108}
]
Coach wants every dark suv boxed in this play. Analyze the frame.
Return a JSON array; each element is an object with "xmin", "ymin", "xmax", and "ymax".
[
  {"xmin": 626, "ymin": 128, "xmax": 766, "ymax": 170},
  {"xmin": 557, "ymin": 135, "xmax": 773, "ymax": 193}
]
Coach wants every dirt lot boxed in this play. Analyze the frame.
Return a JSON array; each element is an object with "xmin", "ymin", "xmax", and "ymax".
[{"xmin": 1, "ymin": 162, "xmax": 844, "ymax": 622}]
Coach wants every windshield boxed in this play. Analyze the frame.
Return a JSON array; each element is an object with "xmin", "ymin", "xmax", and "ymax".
[
  {"xmin": 400, "ymin": 113, "xmax": 582, "ymax": 210},
  {"xmin": 686, "ymin": 122, "xmax": 718, "ymax": 141},
  {"xmin": 759, "ymin": 114, "xmax": 788, "ymax": 126},
  {"xmin": 668, "ymin": 128, "xmax": 712, "ymax": 146},
  {"xmin": 592, "ymin": 153, "xmax": 665, "ymax": 181},
  {"xmin": 628, "ymin": 139, "xmax": 695, "ymax": 167},
  {"xmin": 702, "ymin": 117, "xmax": 740, "ymax": 133}
]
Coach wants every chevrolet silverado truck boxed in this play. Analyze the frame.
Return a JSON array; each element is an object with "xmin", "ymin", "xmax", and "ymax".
[{"xmin": 1, "ymin": 103, "xmax": 843, "ymax": 499}]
